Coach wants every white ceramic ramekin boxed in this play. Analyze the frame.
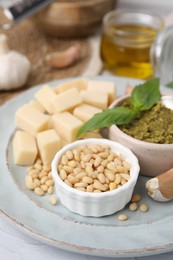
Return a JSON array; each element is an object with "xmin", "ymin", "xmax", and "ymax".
[{"xmin": 52, "ymin": 138, "xmax": 140, "ymax": 217}]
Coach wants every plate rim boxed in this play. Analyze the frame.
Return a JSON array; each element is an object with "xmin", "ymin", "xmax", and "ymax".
[{"xmin": 1, "ymin": 75, "xmax": 173, "ymax": 258}]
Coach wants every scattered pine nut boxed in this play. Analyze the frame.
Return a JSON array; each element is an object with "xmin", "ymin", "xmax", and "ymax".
[
  {"xmin": 129, "ymin": 202, "xmax": 138, "ymax": 211},
  {"xmin": 49, "ymin": 196, "xmax": 57, "ymax": 205},
  {"xmin": 118, "ymin": 214, "xmax": 128, "ymax": 221},
  {"xmin": 131, "ymin": 193, "xmax": 141, "ymax": 202},
  {"xmin": 139, "ymin": 203, "xmax": 148, "ymax": 213}
]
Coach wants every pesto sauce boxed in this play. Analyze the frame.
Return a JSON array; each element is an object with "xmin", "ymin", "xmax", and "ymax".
[{"xmin": 119, "ymin": 102, "xmax": 173, "ymax": 144}]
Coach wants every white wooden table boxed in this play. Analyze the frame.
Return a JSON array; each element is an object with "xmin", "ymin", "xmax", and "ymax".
[{"xmin": 1, "ymin": 1, "xmax": 173, "ymax": 259}]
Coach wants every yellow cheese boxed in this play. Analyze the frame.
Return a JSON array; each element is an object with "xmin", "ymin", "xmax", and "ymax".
[
  {"xmin": 51, "ymin": 88, "xmax": 82, "ymax": 113},
  {"xmin": 36, "ymin": 129, "xmax": 61, "ymax": 165},
  {"xmin": 73, "ymin": 104, "xmax": 102, "ymax": 123},
  {"xmin": 80, "ymin": 90, "xmax": 108, "ymax": 109},
  {"xmin": 35, "ymin": 85, "xmax": 57, "ymax": 114},
  {"xmin": 12, "ymin": 130, "xmax": 38, "ymax": 165},
  {"xmin": 52, "ymin": 112, "xmax": 83, "ymax": 142},
  {"xmin": 87, "ymin": 80, "xmax": 116, "ymax": 104},
  {"xmin": 28, "ymin": 100, "xmax": 45, "ymax": 113},
  {"xmin": 54, "ymin": 78, "xmax": 88, "ymax": 94},
  {"xmin": 15, "ymin": 104, "xmax": 49, "ymax": 136}
]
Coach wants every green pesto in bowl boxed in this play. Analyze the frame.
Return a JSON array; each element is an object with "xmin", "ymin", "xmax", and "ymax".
[{"xmin": 119, "ymin": 100, "xmax": 173, "ymax": 144}]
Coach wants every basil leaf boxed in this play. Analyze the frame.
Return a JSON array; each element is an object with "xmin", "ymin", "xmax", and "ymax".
[
  {"xmin": 77, "ymin": 107, "xmax": 136, "ymax": 137},
  {"xmin": 131, "ymin": 78, "xmax": 160, "ymax": 111},
  {"xmin": 166, "ymin": 81, "xmax": 173, "ymax": 88}
]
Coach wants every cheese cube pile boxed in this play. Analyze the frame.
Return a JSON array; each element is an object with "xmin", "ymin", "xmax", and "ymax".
[{"xmin": 13, "ymin": 78, "xmax": 117, "ymax": 166}]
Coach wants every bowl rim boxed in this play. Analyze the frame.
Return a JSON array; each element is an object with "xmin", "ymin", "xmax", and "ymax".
[
  {"xmin": 51, "ymin": 138, "xmax": 140, "ymax": 199},
  {"xmin": 109, "ymin": 95, "xmax": 173, "ymax": 148}
]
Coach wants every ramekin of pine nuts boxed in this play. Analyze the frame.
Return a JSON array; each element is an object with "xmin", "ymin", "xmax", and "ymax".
[{"xmin": 52, "ymin": 138, "xmax": 140, "ymax": 217}]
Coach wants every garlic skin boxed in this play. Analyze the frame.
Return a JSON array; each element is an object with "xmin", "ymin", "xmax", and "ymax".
[
  {"xmin": 146, "ymin": 178, "xmax": 170, "ymax": 202},
  {"xmin": 0, "ymin": 34, "xmax": 31, "ymax": 90}
]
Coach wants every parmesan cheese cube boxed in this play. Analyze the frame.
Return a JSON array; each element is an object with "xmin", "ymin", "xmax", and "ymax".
[
  {"xmin": 73, "ymin": 104, "xmax": 102, "ymax": 123},
  {"xmin": 52, "ymin": 112, "xmax": 83, "ymax": 142},
  {"xmin": 51, "ymin": 88, "xmax": 82, "ymax": 113},
  {"xmin": 15, "ymin": 105, "xmax": 49, "ymax": 136},
  {"xmin": 35, "ymin": 85, "xmax": 57, "ymax": 114},
  {"xmin": 28, "ymin": 100, "xmax": 45, "ymax": 113},
  {"xmin": 13, "ymin": 130, "xmax": 38, "ymax": 165},
  {"xmin": 87, "ymin": 80, "xmax": 116, "ymax": 104},
  {"xmin": 36, "ymin": 129, "xmax": 61, "ymax": 165},
  {"xmin": 80, "ymin": 90, "xmax": 108, "ymax": 109},
  {"xmin": 54, "ymin": 78, "xmax": 87, "ymax": 94}
]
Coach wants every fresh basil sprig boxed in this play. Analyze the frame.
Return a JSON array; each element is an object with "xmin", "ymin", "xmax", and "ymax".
[{"xmin": 77, "ymin": 78, "xmax": 160, "ymax": 138}]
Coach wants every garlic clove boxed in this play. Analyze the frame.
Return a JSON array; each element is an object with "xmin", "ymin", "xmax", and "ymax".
[
  {"xmin": 146, "ymin": 168, "xmax": 173, "ymax": 202},
  {"xmin": 45, "ymin": 44, "xmax": 80, "ymax": 69},
  {"xmin": 0, "ymin": 51, "xmax": 31, "ymax": 90}
]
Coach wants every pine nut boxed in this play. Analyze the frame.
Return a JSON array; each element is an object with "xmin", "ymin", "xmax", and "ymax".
[
  {"xmin": 101, "ymin": 159, "xmax": 108, "ymax": 167},
  {"xmin": 63, "ymin": 165, "xmax": 73, "ymax": 174},
  {"xmin": 34, "ymin": 163, "xmax": 42, "ymax": 171},
  {"xmin": 26, "ymin": 181, "xmax": 36, "ymax": 190},
  {"xmin": 45, "ymin": 179, "xmax": 54, "ymax": 187},
  {"xmin": 109, "ymin": 182, "xmax": 117, "ymax": 191},
  {"xmin": 94, "ymin": 156, "xmax": 102, "ymax": 167},
  {"xmin": 87, "ymin": 184, "xmax": 94, "ymax": 192},
  {"xmin": 74, "ymin": 167, "xmax": 82, "ymax": 175},
  {"xmin": 118, "ymin": 214, "xmax": 128, "ymax": 221},
  {"xmin": 82, "ymin": 176, "xmax": 93, "ymax": 184},
  {"xmin": 131, "ymin": 194, "xmax": 141, "ymax": 202},
  {"xmin": 129, "ymin": 202, "xmax": 138, "ymax": 211},
  {"xmin": 48, "ymin": 171, "xmax": 52, "ymax": 178},
  {"xmin": 47, "ymin": 186, "xmax": 53, "ymax": 194},
  {"xmin": 34, "ymin": 187, "xmax": 44, "ymax": 196},
  {"xmin": 64, "ymin": 179, "xmax": 72, "ymax": 187},
  {"xmin": 68, "ymin": 174, "xmax": 79, "ymax": 184},
  {"xmin": 83, "ymin": 154, "xmax": 92, "ymax": 162},
  {"xmin": 50, "ymin": 196, "xmax": 57, "ymax": 205},
  {"xmin": 97, "ymin": 165, "xmax": 104, "ymax": 173},
  {"xmin": 139, "ymin": 204, "xmax": 148, "ymax": 212},
  {"xmin": 104, "ymin": 170, "xmax": 115, "ymax": 182},
  {"xmin": 76, "ymin": 171, "xmax": 86, "ymax": 179},
  {"xmin": 66, "ymin": 150, "xmax": 73, "ymax": 160},
  {"xmin": 120, "ymin": 173, "xmax": 130, "ymax": 181},
  {"xmin": 107, "ymin": 163, "xmax": 117, "ymax": 173},
  {"xmin": 99, "ymin": 152, "xmax": 109, "ymax": 159},
  {"xmin": 41, "ymin": 176, "xmax": 48, "ymax": 184},
  {"xmin": 68, "ymin": 160, "xmax": 77, "ymax": 168},
  {"xmin": 74, "ymin": 182, "xmax": 87, "ymax": 188},
  {"xmin": 98, "ymin": 173, "xmax": 106, "ymax": 184},
  {"xmin": 114, "ymin": 174, "xmax": 121, "ymax": 185},
  {"xmin": 41, "ymin": 184, "xmax": 48, "ymax": 192},
  {"xmin": 33, "ymin": 178, "xmax": 40, "ymax": 187},
  {"xmin": 120, "ymin": 178, "xmax": 127, "ymax": 186},
  {"xmin": 93, "ymin": 180, "xmax": 106, "ymax": 191},
  {"xmin": 61, "ymin": 155, "xmax": 68, "ymax": 165},
  {"xmin": 60, "ymin": 169, "xmax": 67, "ymax": 180},
  {"xmin": 123, "ymin": 161, "xmax": 131, "ymax": 171}
]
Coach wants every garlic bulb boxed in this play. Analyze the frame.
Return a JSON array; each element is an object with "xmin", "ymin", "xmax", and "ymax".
[{"xmin": 0, "ymin": 34, "xmax": 31, "ymax": 90}]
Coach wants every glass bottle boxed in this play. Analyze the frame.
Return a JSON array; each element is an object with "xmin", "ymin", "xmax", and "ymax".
[{"xmin": 101, "ymin": 9, "xmax": 164, "ymax": 80}]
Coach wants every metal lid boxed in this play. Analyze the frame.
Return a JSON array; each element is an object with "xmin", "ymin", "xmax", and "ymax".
[{"xmin": 150, "ymin": 25, "xmax": 173, "ymax": 85}]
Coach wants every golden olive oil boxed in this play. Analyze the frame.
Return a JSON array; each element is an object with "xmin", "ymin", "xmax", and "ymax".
[{"xmin": 101, "ymin": 24, "xmax": 158, "ymax": 79}]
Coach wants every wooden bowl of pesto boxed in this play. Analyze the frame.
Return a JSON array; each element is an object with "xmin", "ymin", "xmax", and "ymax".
[{"xmin": 109, "ymin": 95, "xmax": 173, "ymax": 177}]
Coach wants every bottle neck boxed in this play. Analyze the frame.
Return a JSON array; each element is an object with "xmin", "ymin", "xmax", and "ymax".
[{"xmin": 150, "ymin": 25, "xmax": 173, "ymax": 85}]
